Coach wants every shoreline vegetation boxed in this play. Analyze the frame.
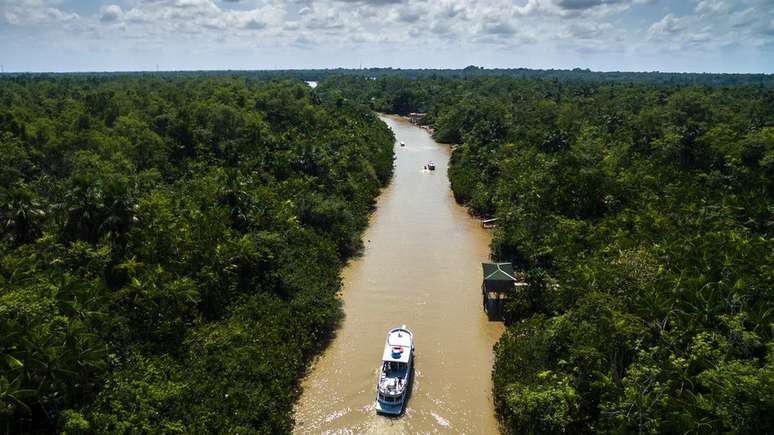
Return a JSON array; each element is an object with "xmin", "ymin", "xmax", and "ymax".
[
  {"xmin": 0, "ymin": 75, "xmax": 394, "ymax": 433},
  {"xmin": 316, "ymin": 73, "xmax": 773, "ymax": 433}
]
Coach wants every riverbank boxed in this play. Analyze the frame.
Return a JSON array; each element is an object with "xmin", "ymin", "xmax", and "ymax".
[
  {"xmin": 405, "ymin": 113, "xmax": 436, "ymax": 135},
  {"xmin": 292, "ymin": 114, "xmax": 503, "ymax": 434}
]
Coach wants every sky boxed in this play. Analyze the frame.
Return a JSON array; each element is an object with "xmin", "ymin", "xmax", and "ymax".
[{"xmin": 0, "ymin": 0, "xmax": 772, "ymax": 73}]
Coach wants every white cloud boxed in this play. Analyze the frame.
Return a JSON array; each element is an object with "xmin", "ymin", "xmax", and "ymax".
[
  {"xmin": 554, "ymin": 0, "xmax": 626, "ymax": 10},
  {"xmin": 1, "ymin": 0, "xmax": 81, "ymax": 25},
  {"xmin": 567, "ymin": 21, "xmax": 615, "ymax": 39},
  {"xmin": 0, "ymin": 0, "xmax": 772, "ymax": 72},
  {"xmin": 511, "ymin": 0, "xmax": 641, "ymax": 18},
  {"xmin": 644, "ymin": 0, "xmax": 773, "ymax": 51},
  {"xmin": 694, "ymin": 0, "xmax": 731, "ymax": 15},
  {"xmin": 649, "ymin": 13, "xmax": 685, "ymax": 35},
  {"xmin": 100, "ymin": 4, "xmax": 122, "ymax": 23}
]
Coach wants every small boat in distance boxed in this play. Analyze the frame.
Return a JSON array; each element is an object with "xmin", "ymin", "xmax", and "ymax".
[
  {"xmin": 376, "ymin": 325, "xmax": 414, "ymax": 415},
  {"xmin": 427, "ymin": 161, "xmax": 436, "ymax": 171},
  {"xmin": 400, "ymin": 141, "xmax": 405, "ymax": 147}
]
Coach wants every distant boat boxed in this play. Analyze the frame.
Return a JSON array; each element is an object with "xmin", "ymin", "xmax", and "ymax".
[
  {"xmin": 375, "ymin": 325, "xmax": 414, "ymax": 415},
  {"xmin": 400, "ymin": 141, "xmax": 405, "ymax": 147},
  {"xmin": 427, "ymin": 161, "xmax": 436, "ymax": 171}
]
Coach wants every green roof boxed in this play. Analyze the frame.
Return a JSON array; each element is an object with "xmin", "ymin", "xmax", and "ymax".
[{"xmin": 482, "ymin": 262, "xmax": 516, "ymax": 282}]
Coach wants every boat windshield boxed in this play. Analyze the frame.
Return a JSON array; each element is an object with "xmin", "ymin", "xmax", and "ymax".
[{"xmin": 383, "ymin": 361, "xmax": 408, "ymax": 374}]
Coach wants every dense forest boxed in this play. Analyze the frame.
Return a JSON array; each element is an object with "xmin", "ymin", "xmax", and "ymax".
[
  {"xmin": 8, "ymin": 66, "xmax": 773, "ymax": 87},
  {"xmin": 0, "ymin": 75, "xmax": 394, "ymax": 433},
  {"xmin": 317, "ymin": 75, "xmax": 774, "ymax": 433}
]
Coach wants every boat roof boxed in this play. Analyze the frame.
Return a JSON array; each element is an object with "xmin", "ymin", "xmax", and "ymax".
[{"xmin": 382, "ymin": 328, "xmax": 412, "ymax": 363}]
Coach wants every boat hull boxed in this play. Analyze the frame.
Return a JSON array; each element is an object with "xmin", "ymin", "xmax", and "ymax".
[
  {"xmin": 375, "ymin": 398, "xmax": 405, "ymax": 415},
  {"xmin": 375, "ymin": 326, "xmax": 414, "ymax": 416}
]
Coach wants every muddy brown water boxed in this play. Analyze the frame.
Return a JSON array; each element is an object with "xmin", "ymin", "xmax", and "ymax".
[{"xmin": 293, "ymin": 115, "xmax": 504, "ymax": 434}]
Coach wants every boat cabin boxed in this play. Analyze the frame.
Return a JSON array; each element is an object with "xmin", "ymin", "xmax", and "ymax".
[{"xmin": 382, "ymin": 330, "xmax": 411, "ymax": 364}]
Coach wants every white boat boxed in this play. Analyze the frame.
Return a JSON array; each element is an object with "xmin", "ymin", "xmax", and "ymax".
[
  {"xmin": 400, "ymin": 141, "xmax": 405, "ymax": 147},
  {"xmin": 427, "ymin": 161, "xmax": 436, "ymax": 170},
  {"xmin": 375, "ymin": 325, "xmax": 414, "ymax": 415}
]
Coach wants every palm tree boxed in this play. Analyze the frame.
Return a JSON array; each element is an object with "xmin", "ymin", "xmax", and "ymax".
[{"xmin": 0, "ymin": 185, "xmax": 45, "ymax": 245}]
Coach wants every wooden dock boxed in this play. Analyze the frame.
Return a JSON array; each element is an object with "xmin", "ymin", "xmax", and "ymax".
[
  {"xmin": 481, "ymin": 262, "xmax": 524, "ymax": 320},
  {"xmin": 481, "ymin": 218, "xmax": 497, "ymax": 229}
]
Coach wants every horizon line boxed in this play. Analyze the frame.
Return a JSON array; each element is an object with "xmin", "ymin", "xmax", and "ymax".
[{"xmin": 0, "ymin": 66, "xmax": 772, "ymax": 76}]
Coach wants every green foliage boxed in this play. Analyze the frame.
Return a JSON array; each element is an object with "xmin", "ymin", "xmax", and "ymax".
[
  {"xmin": 0, "ymin": 75, "xmax": 393, "ymax": 433},
  {"xmin": 502, "ymin": 373, "xmax": 579, "ymax": 434},
  {"xmin": 85, "ymin": 353, "xmax": 187, "ymax": 434}
]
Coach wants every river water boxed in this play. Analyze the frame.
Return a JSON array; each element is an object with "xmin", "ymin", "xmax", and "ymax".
[{"xmin": 293, "ymin": 115, "xmax": 503, "ymax": 434}]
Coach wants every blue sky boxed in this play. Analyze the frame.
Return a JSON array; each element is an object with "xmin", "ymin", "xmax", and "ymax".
[{"xmin": 0, "ymin": 0, "xmax": 772, "ymax": 73}]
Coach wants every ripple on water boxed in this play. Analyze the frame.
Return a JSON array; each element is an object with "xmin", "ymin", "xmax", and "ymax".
[
  {"xmin": 321, "ymin": 428, "xmax": 354, "ymax": 435},
  {"xmin": 324, "ymin": 407, "xmax": 350, "ymax": 423},
  {"xmin": 430, "ymin": 411, "xmax": 451, "ymax": 428}
]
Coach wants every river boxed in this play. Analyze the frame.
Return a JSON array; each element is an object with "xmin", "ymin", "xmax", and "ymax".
[{"xmin": 293, "ymin": 115, "xmax": 504, "ymax": 434}]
